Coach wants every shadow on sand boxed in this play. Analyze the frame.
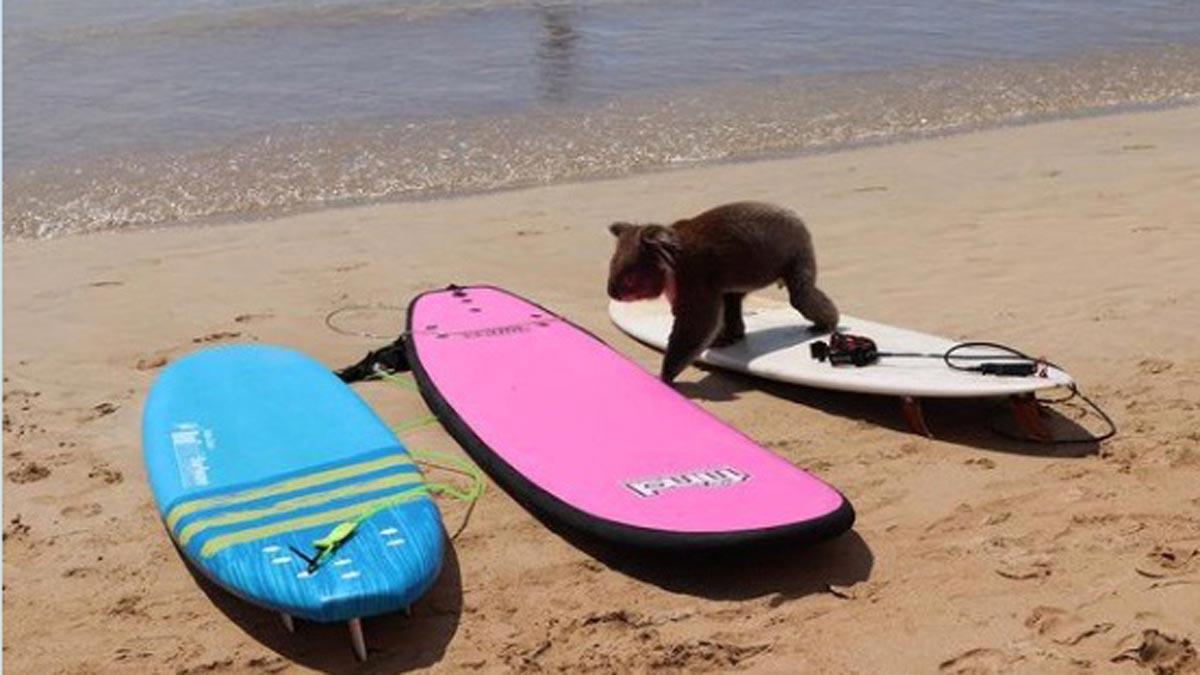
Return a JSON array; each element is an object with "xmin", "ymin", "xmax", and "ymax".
[
  {"xmin": 564, "ymin": 528, "xmax": 874, "ymax": 602},
  {"xmin": 178, "ymin": 542, "xmax": 463, "ymax": 674},
  {"xmin": 675, "ymin": 366, "xmax": 1104, "ymax": 458}
]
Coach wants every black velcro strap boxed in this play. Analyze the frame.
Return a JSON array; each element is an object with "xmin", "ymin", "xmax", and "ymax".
[{"xmin": 336, "ymin": 336, "xmax": 410, "ymax": 382}]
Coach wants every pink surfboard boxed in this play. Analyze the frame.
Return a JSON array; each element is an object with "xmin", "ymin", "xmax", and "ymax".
[{"xmin": 406, "ymin": 286, "xmax": 854, "ymax": 548}]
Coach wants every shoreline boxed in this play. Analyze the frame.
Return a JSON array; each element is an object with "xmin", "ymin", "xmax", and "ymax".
[
  {"xmin": 9, "ymin": 97, "xmax": 1197, "ymax": 247},
  {"xmin": 7, "ymin": 44, "xmax": 1200, "ymax": 241},
  {"xmin": 5, "ymin": 106, "xmax": 1199, "ymax": 673}
]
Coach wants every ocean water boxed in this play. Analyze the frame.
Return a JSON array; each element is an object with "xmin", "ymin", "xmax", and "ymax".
[{"xmin": 4, "ymin": 0, "xmax": 1200, "ymax": 238}]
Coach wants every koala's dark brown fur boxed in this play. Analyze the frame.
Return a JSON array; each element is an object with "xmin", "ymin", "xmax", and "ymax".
[{"xmin": 607, "ymin": 201, "xmax": 839, "ymax": 383}]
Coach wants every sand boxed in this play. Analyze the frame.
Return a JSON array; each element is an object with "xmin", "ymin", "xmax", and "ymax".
[{"xmin": 4, "ymin": 105, "xmax": 1199, "ymax": 674}]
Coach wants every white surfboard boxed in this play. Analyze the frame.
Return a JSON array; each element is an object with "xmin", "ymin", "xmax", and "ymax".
[{"xmin": 608, "ymin": 298, "xmax": 1073, "ymax": 399}]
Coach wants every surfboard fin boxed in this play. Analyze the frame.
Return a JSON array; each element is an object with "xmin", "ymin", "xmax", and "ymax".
[
  {"xmin": 901, "ymin": 396, "xmax": 933, "ymax": 438},
  {"xmin": 1010, "ymin": 394, "xmax": 1052, "ymax": 443},
  {"xmin": 280, "ymin": 613, "xmax": 295, "ymax": 633},
  {"xmin": 349, "ymin": 618, "xmax": 368, "ymax": 661}
]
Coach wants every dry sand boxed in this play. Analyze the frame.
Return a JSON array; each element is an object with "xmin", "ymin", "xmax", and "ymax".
[{"xmin": 4, "ymin": 105, "xmax": 1199, "ymax": 674}]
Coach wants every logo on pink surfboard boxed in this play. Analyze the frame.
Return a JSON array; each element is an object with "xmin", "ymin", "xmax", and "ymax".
[
  {"xmin": 625, "ymin": 467, "xmax": 750, "ymax": 498},
  {"xmin": 458, "ymin": 323, "xmax": 530, "ymax": 339}
]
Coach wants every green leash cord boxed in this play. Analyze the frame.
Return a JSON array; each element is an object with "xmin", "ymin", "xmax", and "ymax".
[
  {"xmin": 382, "ymin": 369, "xmax": 486, "ymax": 510},
  {"xmin": 305, "ymin": 371, "xmax": 486, "ymax": 572},
  {"xmin": 375, "ymin": 369, "xmax": 419, "ymax": 392},
  {"xmin": 394, "ymin": 413, "xmax": 438, "ymax": 435},
  {"xmin": 307, "ymin": 485, "xmax": 431, "ymax": 572}
]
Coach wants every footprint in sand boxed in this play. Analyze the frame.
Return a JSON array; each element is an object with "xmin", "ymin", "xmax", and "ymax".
[
  {"xmin": 135, "ymin": 355, "xmax": 169, "ymax": 371},
  {"xmin": 1025, "ymin": 606, "xmax": 1115, "ymax": 647},
  {"xmin": 1135, "ymin": 544, "xmax": 1199, "ymax": 579},
  {"xmin": 61, "ymin": 503, "xmax": 103, "ymax": 519},
  {"xmin": 1112, "ymin": 629, "xmax": 1196, "ymax": 673},
  {"xmin": 1056, "ymin": 623, "xmax": 1116, "ymax": 647},
  {"xmin": 651, "ymin": 640, "xmax": 770, "ymax": 670},
  {"xmin": 939, "ymin": 647, "xmax": 1018, "ymax": 673},
  {"xmin": 826, "ymin": 580, "xmax": 887, "ymax": 602},
  {"xmin": 995, "ymin": 550, "xmax": 1053, "ymax": 581},
  {"xmin": 107, "ymin": 595, "xmax": 147, "ymax": 619},
  {"xmin": 139, "ymin": 328, "xmax": 260, "ymax": 369},
  {"xmin": 3, "ymin": 515, "xmax": 34, "ymax": 545},
  {"xmin": 983, "ymin": 511, "xmax": 1011, "ymax": 526},
  {"xmin": 6, "ymin": 462, "xmax": 51, "ymax": 484},
  {"xmin": 94, "ymin": 402, "xmax": 119, "ymax": 416},
  {"xmin": 1138, "ymin": 358, "xmax": 1174, "ymax": 375},
  {"xmin": 62, "ymin": 566, "xmax": 99, "ymax": 579},
  {"xmin": 233, "ymin": 312, "xmax": 273, "ymax": 323},
  {"xmin": 88, "ymin": 465, "xmax": 124, "ymax": 485},
  {"xmin": 1026, "ymin": 606, "xmax": 1070, "ymax": 634},
  {"xmin": 80, "ymin": 402, "xmax": 120, "ymax": 423},
  {"xmin": 3, "ymin": 389, "xmax": 42, "ymax": 409},
  {"xmin": 243, "ymin": 655, "xmax": 289, "ymax": 672},
  {"xmin": 177, "ymin": 657, "xmax": 235, "ymax": 672},
  {"xmin": 965, "ymin": 457, "xmax": 996, "ymax": 470},
  {"xmin": 4, "ymin": 418, "xmax": 46, "ymax": 438},
  {"xmin": 112, "ymin": 647, "xmax": 155, "ymax": 663},
  {"xmin": 192, "ymin": 331, "xmax": 243, "ymax": 343}
]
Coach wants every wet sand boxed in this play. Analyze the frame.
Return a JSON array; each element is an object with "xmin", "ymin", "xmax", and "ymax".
[
  {"xmin": 4, "ymin": 106, "xmax": 1199, "ymax": 673},
  {"xmin": 7, "ymin": 46, "xmax": 1200, "ymax": 241}
]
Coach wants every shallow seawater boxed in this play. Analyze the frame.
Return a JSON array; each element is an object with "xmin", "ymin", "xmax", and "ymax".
[{"xmin": 4, "ymin": 0, "xmax": 1200, "ymax": 238}]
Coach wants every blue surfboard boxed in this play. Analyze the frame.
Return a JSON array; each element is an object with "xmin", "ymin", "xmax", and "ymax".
[{"xmin": 142, "ymin": 345, "xmax": 444, "ymax": 658}]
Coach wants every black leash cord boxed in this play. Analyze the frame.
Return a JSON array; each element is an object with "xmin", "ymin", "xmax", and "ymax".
[
  {"xmin": 829, "ymin": 337, "xmax": 1118, "ymax": 444},
  {"xmin": 941, "ymin": 341, "xmax": 1115, "ymax": 443},
  {"xmin": 943, "ymin": 342, "xmax": 1116, "ymax": 444},
  {"xmin": 877, "ymin": 341, "xmax": 1047, "ymax": 373},
  {"xmin": 1019, "ymin": 384, "xmax": 1117, "ymax": 445}
]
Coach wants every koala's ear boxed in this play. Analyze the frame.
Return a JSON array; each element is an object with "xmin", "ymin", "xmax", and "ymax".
[
  {"xmin": 609, "ymin": 222, "xmax": 635, "ymax": 237},
  {"xmin": 641, "ymin": 226, "xmax": 681, "ymax": 268}
]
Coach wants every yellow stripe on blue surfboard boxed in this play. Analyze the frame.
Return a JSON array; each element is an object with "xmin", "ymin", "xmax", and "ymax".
[
  {"xmin": 165, "ymin": 453, "xmax": 415, "ymax": 530},
  {"xmin": 175, "ymin": 471, "xmax": 424, "ymax": 546},
  {"xmin": 198, "ymin": 487, "xmax": 430, "ymax": 558}
]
